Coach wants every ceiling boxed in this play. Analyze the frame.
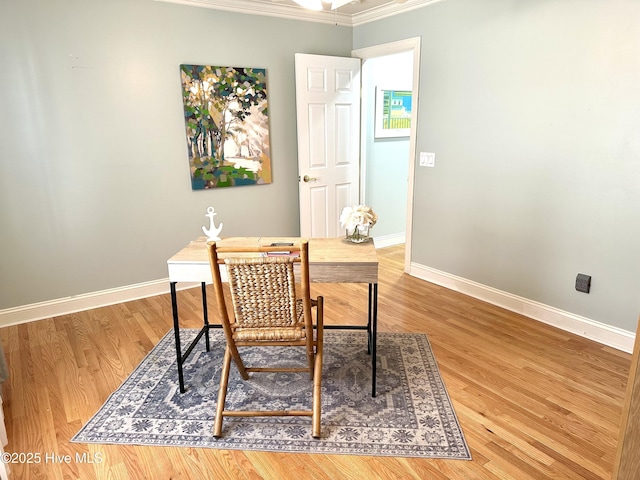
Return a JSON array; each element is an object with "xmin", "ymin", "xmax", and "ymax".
[{"xmin": 155, "ymin": 0, "xmax": 443, "ymax": 26}]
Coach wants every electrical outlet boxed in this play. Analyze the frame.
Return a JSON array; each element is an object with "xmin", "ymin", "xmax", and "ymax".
[{"xmin": 575, "ymin": 274, "xmax": 591, "ymax": 293}]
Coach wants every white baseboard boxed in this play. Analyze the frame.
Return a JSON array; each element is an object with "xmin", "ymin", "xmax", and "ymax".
[
  {"xmin": 373, "ymin": 233, "xmax": 406, "ymax": 249},
  {"xmin": 3, "ymin": 255, "xmax": 634, "ymax": 354},
  {"xmin": 0, "ymin": 279, "xmax": 200, "ymax": 328},
  {"xmin": 410, "ymin": 262, "xmax": 635, "ymax": 354}
]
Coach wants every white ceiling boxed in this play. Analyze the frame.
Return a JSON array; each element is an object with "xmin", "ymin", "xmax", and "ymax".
[{"xmin": 155, "ymin": 0, "xmax": 444, "ymax": 26}]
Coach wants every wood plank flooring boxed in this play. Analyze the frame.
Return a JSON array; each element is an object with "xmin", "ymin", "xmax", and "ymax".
[{"xmin": 0, "ymin": 245, "xmax": 630, "ymax": 479}]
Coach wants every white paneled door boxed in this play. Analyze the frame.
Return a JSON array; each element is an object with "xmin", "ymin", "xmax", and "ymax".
[{"xmin": 294, "ymin": 53, "xmax": 361, "ymax": 238}]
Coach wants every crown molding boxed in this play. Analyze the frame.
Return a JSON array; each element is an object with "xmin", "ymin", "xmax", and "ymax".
[
  {"xmin": 154, "ymin": 0, "xmax": 352, "ymax": 26},
  {"xmin": 351, "ymin": 0, "xmax": 445, "ymax": 26},
  {"xmin": 153, "ymin": 0, "xmax": 446, "ymax": 27}
]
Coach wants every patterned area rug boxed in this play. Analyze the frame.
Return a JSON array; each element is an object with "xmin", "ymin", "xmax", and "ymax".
[{"xmin": 73, "ymin": 329, "xmax": 471, "ymax": 459}]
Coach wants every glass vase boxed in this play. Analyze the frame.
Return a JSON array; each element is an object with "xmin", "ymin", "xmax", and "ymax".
[{"xmin": 345, "ymin": 224, "xmax": 370, "ymax": 243}]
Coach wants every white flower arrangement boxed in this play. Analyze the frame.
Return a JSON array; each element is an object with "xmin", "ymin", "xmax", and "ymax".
[{"xmin": 340, "ymin": 205, "xmax": 378, "ymax": 242}]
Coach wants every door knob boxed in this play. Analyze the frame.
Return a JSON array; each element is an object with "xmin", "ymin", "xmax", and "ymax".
[{"xmin": 303, "ymin": 175, "xmax": 317, "ymax": 182}]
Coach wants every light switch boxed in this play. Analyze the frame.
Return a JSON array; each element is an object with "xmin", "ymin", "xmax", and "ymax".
[{"xmin": 420, "ymin": 152, "xmax": 435, "ymax": 167}]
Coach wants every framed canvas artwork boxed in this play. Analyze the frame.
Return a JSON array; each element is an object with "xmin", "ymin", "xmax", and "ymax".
[
  {"xmin": 374, "ymin": 87, "xmax": 412, "ymax": 138},
  {"xmin": 180, "ymin": 64, "xmax": 272, "ymax": 189}
]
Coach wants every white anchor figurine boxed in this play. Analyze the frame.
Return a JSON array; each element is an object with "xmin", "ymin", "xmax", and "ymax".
[{"xmin": 202, "ymin": 206, "xmax": 223, "ymax": 241}]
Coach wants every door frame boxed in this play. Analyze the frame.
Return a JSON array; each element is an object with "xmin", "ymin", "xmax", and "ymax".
[{"xmin": 351, "ymin": 37, "xmax": 421, "ymax": 273}]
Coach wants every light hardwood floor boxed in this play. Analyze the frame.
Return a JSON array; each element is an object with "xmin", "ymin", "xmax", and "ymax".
[{"xmin": 0, "ymin": 245, "xmax": 630, "ymax": 479}]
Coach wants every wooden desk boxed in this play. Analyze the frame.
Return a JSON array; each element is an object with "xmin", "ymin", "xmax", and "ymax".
[{"xmin": 167, "ymin": 236, "xmax": 379, "ymax": 396}]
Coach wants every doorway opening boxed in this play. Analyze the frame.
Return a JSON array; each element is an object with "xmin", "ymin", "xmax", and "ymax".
[{"xmin": 352, "ymin": 37, "xmax": 421, "ymax": 273}]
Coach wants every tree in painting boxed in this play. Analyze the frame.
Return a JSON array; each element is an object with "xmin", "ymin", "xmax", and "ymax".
[{"xmin": 180, "ymin": 65, "xmax": 271, "ymax": 189}]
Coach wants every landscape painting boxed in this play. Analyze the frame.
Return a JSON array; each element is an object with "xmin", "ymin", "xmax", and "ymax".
[
  {"xmin": 374, "ymin": 87, "xmax": 412, "ymax": 138},
  {"xmin": 180, "ymin": 65, "xmax": 272, "ymax": 189}
]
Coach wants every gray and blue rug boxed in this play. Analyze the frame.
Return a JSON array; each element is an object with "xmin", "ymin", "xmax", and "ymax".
[{"xmin": 72, "ymin": 329, "xmax": 471, "ymax": 459}]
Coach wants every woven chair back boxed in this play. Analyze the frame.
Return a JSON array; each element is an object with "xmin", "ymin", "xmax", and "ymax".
[{"xmin": 225, "ymin": 257, "xmax": 301, "ymax": 330}]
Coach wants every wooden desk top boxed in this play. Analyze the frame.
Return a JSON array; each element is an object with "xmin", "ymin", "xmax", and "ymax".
[{"xmin": 167, "ymin": 236, "xmax": 378, "ymax": 284}]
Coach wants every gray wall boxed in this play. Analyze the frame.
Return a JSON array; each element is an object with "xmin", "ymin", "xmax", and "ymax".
[
  {"xmin": 0, "ymin": 0, "xmax": 351, "ymax": 309},
  {"xmin": 354, "ymin": 0, "xmax": 640, "ymax": 332},
  {"xmin": 3, "ymin": 0, "xmax": 640, "ymax": 335}
]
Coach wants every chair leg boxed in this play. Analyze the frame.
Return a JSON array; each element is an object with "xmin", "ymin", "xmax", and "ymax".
[
  {"xmin": 228, "ymin": 341, "xmax": 249, "ymax": 381},
  {"xmin": 312, "ymin": 297, "xmax": 324, "ymax": 439},
  {"xmin": 306, "ymin": 351, "xmax": 315, "ymax": 381},
  {"xmin": 312, "ymin": 351, "xmax": 323, "ymax": 438},
  {"xmin": 213, "ymin": 346, "xmax": 233, "ymax": 437},
  {"xmin": 306, "ymin": 298, "xmax": 323, "ymax": 380},
  {"xmin": 306, "ymin": 299, "xmax": 319, "ymax": 380}
]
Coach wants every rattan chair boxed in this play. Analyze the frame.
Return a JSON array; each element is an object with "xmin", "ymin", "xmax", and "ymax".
[{"xmin": 207, "ymin": 240, "xmax": 324, "ymax": 438}]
